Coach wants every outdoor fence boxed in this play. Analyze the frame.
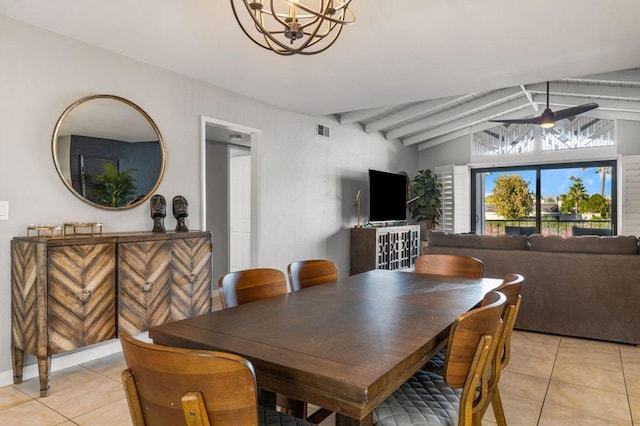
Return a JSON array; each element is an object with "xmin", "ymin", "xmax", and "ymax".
[{"xmin": 484, "ymin": 219, "xmax": 612, "ymax": 237}]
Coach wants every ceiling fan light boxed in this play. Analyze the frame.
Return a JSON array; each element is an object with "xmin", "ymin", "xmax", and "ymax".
[{"xmin": 540, "ymin": 121, "xmax": 554, "ymax": 129}]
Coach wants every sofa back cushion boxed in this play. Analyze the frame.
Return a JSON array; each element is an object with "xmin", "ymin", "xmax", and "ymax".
[
  {"xmin": 528, "ymin": 234, "xmax": 639, "ymax": 254},
  {"xmin": 427, "ymin": 231, "xmax": 529, "ymax": 250}
]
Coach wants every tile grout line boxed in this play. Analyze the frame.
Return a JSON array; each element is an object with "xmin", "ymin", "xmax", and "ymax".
[
  {"xmin": 536, "ymin": 335, "xmax": 562, "ymax": 425},
  {"xmin": 621, "ymin": 346, "xmax": 637, "ymax": 426}
]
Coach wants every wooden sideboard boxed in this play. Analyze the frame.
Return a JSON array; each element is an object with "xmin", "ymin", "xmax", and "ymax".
[
  {"xmin": 11, "ymin": 231, "xmax": 212, "ymax": 396},
  {"xmin": 350, "ymin": 225, "xmax": 420, "ymax": 275}
]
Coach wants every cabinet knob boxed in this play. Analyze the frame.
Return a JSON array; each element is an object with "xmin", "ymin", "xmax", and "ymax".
[
  {"xmin": 188, "ymin": 273, "xmax": 199, "ymax": 284},
  {"xmin": 143, "ymin": 281, "xmax": 154, "ymax": 292},
  {"xmin": 77, "ymin": 289, "xmax": 93, "ymax": 302}
]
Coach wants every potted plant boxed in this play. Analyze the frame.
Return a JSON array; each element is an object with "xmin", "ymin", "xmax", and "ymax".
[
  {"xmin": 408, "ymin": 169, "xmax": 442, "ymax": 232},
  {"xmin": 90, "ymin": 162, "xmax": 137, "ymax": 207}
]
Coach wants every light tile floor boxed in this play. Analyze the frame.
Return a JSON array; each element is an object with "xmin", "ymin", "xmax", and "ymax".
[{"xmin": 0, "ymin": 330, "xmax": 638, "ymax": 425}]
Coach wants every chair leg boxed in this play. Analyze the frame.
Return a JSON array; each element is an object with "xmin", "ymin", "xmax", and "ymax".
[
  {"xmin": 307, "ymin": 407, "xmax": 333, "ymax": 424},
  {"xmin": 490, "ymin": 387, "xmax": 507, "ymax": 426},
  {"xmin": 121, "ymin": 370, "xmax": 145, "ymax": 426},
  {"xmin": 276, "ymin": 395, "xmax": 306, "ymax": 418}
]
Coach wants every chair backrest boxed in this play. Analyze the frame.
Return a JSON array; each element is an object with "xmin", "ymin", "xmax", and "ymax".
[
  {"xmin": 415, "ymin": 254, "xmax": 484, "ymax": 278},
  {"xmin": 120, "ymin": 333, "xmax": 259, "ymax": 426},
  {"xmin": 218, "ymin": 268, "xmax": 287, "ymax": 309},
  {"xmin": 444, "ymin": 290, "xmax": 506, "ymax": 387},
  {"xmin": 287, "ymin": 259, "xmax": 338, "ymax": 292},
  {"xmin": 443, "ymin": 290, "xmax": 506, "ymax": 425},
  {"xmin": 490, "ymin": 273, "xmax": 524, "ymax": 369}
]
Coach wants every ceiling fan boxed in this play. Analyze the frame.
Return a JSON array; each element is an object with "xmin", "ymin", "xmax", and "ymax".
[{"xmin": 489, "ymin": 82, "xmax": 599, "ymax": 128}]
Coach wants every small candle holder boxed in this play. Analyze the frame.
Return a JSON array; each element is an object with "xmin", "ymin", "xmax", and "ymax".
[
  {"xmin": 27, "ymin": 225, "xmax": 63, "ymax": 238},
  {"xmin": 63, "ymin": 222, "xmax": 103, "ymax": 237}
]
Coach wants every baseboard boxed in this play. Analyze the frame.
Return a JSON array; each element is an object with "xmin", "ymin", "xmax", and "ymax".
[{"xmin": 0, "ymin": 339, "xmax": 125, "ymax": 388}]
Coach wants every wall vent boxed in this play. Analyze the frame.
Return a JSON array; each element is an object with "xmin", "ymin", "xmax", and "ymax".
[{"xmin": 317, "ymin": 123, "xmax": 330, "ymax": 138}]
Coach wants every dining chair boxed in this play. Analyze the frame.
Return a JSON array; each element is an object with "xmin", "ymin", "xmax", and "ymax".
[
  {"xmin": 479, "ymin": 273, "xmax": 524, "ymax": 425},
  {"xmin": 284, "ymin": 260, "xmax": 338, "ymax": 423},
  {"xmin": 218, "ymin": 268, "xmax": 310, "ymax": 420},
  {"xmin": 414, "ymin": 254, "xmax": 484, "ymax": 278},
  {"xmin": 218, "ymin": 268, "xmax": 287, "ymax": 309},
  {"xmin": 120, "ymin": 333, "xmax": 315, "ymax": 426},
  {"xmin": 372, "ymin": 290, "xmax": 507, "ymax": 426},
  {"xmin": 421, "ymin": 273, "xmax": 524, "ymax": 425},
  {"xmin": 287, "ymin": 259, "xmax": 338, "ymax": 292}
]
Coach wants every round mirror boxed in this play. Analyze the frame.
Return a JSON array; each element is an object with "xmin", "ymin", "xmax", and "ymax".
[{"xmin": 52, "ymin": 95, "xmax": 166, "ymax": 210}]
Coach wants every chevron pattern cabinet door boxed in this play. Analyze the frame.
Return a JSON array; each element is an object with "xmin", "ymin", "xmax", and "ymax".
[
  {"xmin": 11, "ymin": 239, "xmax": 39, "ymax": 354},
  {"xmin": 171, "ymin": 236, "xmax": 212, "ymax": 321},
  {"xmin": 47, "ymin": 243, "xmax": 116, "ymax": 353},
  {"xmin": 118, "ymin": 240, "xmax": 172, "ymax": 335}
]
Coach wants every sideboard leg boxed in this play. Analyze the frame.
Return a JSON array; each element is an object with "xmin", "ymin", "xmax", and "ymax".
[
  {"xmin": 11, "ymin": 346, "xmax": 24, "ymax": 384},
  {"xmin": 38, "ymin": 356, "xmax": 50, "ymax": 397}
]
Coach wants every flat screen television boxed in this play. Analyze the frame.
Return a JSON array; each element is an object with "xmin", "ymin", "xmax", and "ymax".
[{"xmin": 368, "ymin": 169, "xmax": 407, "ymax": 222}]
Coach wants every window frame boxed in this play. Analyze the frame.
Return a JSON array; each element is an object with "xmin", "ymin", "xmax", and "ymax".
[{"xmin": 470, "ymin": 159, "xmax": 617, "ymax": 235}]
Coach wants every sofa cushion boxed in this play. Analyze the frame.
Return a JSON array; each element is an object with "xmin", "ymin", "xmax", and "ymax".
[
  {"xmin": 427, "ymin": 231, "xmax": 529, "ymax": 250},
  {"xmin": 528, "ymin": 234, "xmax": 639, "ymax": 254}
]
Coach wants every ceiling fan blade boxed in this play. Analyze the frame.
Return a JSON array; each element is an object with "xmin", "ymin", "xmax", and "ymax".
[
  {"xmin": 488, "ymin": 117, "xmax": 542, "ymax": 125},
  {"xmin": 552, "ymin": 103, "xmax": 599, "ymax": 121}
]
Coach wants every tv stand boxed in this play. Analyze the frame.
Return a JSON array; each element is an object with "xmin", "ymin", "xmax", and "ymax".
[
  {"xmin": 350, "ymin": 225, "xmax": 420, "ymax": 275},
  {"xmin": 367, "ymin": 221, "xmax": 409, "ymax": 227}
]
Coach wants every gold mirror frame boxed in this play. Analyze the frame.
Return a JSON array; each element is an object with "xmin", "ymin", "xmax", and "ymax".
[{"xmin": 52, "ymin": 94, "xmax": 166, "ymax": 210}]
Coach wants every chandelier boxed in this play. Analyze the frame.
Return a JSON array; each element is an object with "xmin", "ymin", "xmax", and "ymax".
[{"xmin": 230, "ymin": 0, "xmax": 356, "ymax": 56}]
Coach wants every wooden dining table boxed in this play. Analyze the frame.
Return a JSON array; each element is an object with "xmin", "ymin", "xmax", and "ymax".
[{"xmin": 149, "ymin": 269, "xmax": 502, "ymax": 425}]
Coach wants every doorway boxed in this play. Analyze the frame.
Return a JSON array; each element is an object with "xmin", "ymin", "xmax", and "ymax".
[
  {"xmin": 229, "ymin": 147, "xmax": 251, "ymax": 271},
  {"xmin": 202, "ymin": 117, "xmax": 259, "ymax": 283}
]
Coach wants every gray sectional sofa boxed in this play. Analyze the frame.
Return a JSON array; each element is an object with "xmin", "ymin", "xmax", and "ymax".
[{"xmin": 424, "ymin": 231, "xmax": 640, "ymax": 345}]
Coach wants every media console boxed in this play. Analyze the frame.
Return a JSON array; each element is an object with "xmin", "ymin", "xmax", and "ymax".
[{"xmin": 350, "ymin": 225, "xmax": 420, "ymax": 275}]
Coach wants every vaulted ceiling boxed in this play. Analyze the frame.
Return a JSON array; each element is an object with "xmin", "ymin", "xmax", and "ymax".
[
  {"xmin": 2, "ymin": 0, "xmax": 640, "ymax": 152},
  {"xmin": 337, "ymin": 69, "xmax": 640, "ymax": 150}
]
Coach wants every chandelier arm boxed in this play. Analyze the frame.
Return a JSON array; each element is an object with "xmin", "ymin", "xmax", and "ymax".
[
  {"xmin": 231, "ymin": 1, "xmax": 296, "ymax": 54},
  {"xmin": 289, "ymin": 1, "xmax": 355, "ymax": 25},
  {"xmin": 295, "ymin": 24, "xmax": 343, "ymax": 55},
  {"xmin": 267, "ymin": 1, "xmax": 296, "ymax": 28},
  {"xmin": 266, "ymin": 1, "xmax": 328, "ymax": 52}
]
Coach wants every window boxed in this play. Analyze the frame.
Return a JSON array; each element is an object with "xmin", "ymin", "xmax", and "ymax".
[
  {"xmin": 472, "ymin": 118, "xmax": 614, "ymax": 157},
  {"xmin": 471, "ymin": 161, "xmax": 616, "ymax": 236}
]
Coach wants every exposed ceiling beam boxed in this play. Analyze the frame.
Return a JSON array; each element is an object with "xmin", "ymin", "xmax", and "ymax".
[
  {"xmin": 416, "ymin": 128, "xmax": 473, "ymax": 150},
  {"xmin": 337, "ymin": 106, "xmax": 392, "ymax": 125},
  {"xmin": 364, "ymin": 95, "xmax": 464, "ymax": 134},
  {"xmin": 526, "ymin": 82, "xmax": 640, "ymax": 101},
  {"xmin": 532, "ymin": 94, "xmax": 640, "ymax": 113},
  {"xmin": 520, "ymin": 85, "xmax": 538, "ymax": 112},
  {"xmin": 387, "ymin": 88, "xmax": 523, "ymax": 140},
  {"xmin": 566, "ymin": 69, "xmax": 640, "ymax": 85},
  {"xmin": 402, "ymin": 97, "xmax": 531, "ymax": 146}
]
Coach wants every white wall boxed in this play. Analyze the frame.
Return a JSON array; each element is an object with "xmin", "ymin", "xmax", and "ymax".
[{"xmin": 0, "ymin": 16, "xmax": 418, "ymax": 381}]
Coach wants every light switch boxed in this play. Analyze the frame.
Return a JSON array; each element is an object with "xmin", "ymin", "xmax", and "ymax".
[{"xmin": 0, "ymin": 201, "xmax": 9, "ymax": 220}]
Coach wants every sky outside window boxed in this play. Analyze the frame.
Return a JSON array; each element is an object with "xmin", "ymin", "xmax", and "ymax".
[{"xmin": 484, "ymin": 167, "xmax": 612, "ymax": 199}]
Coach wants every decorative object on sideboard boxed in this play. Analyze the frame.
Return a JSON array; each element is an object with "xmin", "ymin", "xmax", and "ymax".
[
  {"xmin": 354, "ymin": 190, "xmax": 362, "ymax": 228},
  {"xmin": 230, "ymin": 0, "xmax": 356, "ymax": 56},
  {"xmin": 26, "ymin": 225, "xmax": 63, "ymax": 238},
  {"xmin": 63, "ymin": 222, "xmax": 103, "ymax": 236},
  {"xmin": 173, "ymin": 195, "xmax": 189, "ymax": 232},
  {"xmin": 150, "ymin": 195, "xmax": 167, "ymax": 233}
]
